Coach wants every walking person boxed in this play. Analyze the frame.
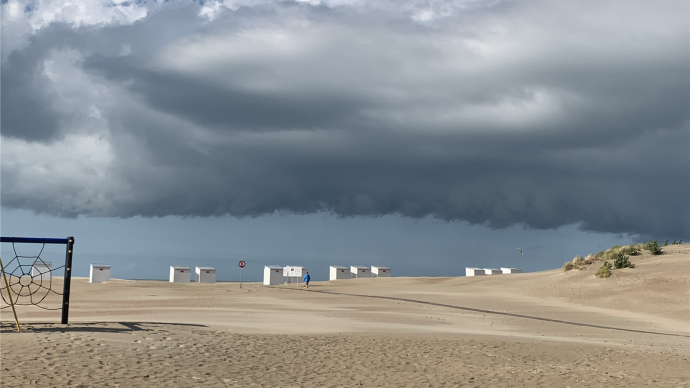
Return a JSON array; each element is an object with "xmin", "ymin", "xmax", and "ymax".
[{"xmin": 303, "ymin": 271, "xmax": 310, "ymax": 290}]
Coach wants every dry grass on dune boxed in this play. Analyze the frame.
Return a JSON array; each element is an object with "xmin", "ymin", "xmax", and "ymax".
[
  {"xmin": 526, "ymin": 243, "xmax": 690, "ymax": 322},
  {"xmin": 563, "ymin": 241, "xmax": 684, "ymax": 273}
]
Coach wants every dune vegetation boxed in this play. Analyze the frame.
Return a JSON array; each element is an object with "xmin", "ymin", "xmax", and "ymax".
[{"xmin": 563, "ymin": 240, "xmax": 683, "ymax": 277}]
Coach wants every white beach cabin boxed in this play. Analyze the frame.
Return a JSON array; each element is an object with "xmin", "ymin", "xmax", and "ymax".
[
  {"xmin": 350, "ymin": 266, "xmax": 370, "ymax": 278},
  {"xmin": 170, "ymin": 266, "xmax": 190, "ymax": 283},
  {"xmin": 284, "ymin": 266, "xmax": 307, "ymax": 284},
  {"xmin": 501, "ymin": 267, "xmax": 523, "ymax": 274},
  {"xmin": 465, "ymin": 267, "xmax": 485, "ymax": 276},
  {"xmin": 31, "ymin": 261, "xmax": 52, "ymax": 281},
  {"xmin": 329, "ymin": 266, "xmax": 350, "ymax": 280},
  {"xmin": 264, "ymin": 265, "xmax": 283, "ymax": 285},
  {"xmin": 483, "ymin": 268, "xmax": 502, "ymax": 275},
  {"xmin": 371, "ymin": 266, "xmax": 391, "ymax": 278},
  {"xmin": 195, "ymin": 266, "xmax": 216, "ymax": 283},
  {"xmin": 89, "ymin": 263, "xmax": 111, "ymax": 283}
]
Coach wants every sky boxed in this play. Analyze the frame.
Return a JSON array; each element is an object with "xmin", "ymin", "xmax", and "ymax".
[{"xmin": 1, "ymin": 0, "xmax": 688, "ymax": 281}]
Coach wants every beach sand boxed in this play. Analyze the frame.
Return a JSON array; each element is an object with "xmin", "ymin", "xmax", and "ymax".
[{"xmin": 2, "ymin": 245, "xmax": 689, "ymax": 387}]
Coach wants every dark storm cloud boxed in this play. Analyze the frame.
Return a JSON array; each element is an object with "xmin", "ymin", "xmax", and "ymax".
[
  {"xmin": 83, "ymin": 56, "xmax": 369, "ymax": 130},
  {"xmin": 1, "ymin": 0, "xmax": 688, "ymax": 238},
  {"xmin": 1, "ymin": 34, "xmax": 63, "ymax": 141}
]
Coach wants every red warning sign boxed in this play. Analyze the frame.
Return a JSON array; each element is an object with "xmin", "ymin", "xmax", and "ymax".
[{"xmin": 238, "ymin": 261, "xmax": 246, "ymax": 268}]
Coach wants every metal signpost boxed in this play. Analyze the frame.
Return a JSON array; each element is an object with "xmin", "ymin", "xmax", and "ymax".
[{"xmin": 238, "ymin": 260, "xmax": 246, "ymax": 288}]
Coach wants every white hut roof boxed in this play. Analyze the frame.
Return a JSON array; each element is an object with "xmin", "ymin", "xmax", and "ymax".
[
  {"xmin": 170, "ymin": 265, "xmax": 190, "ymax": 270},
  {"xmin": 371, "ymin": 266, "xmax": 390, "ymax": 270},
  {"xmin": 90, "ymin": 263, "xmax": 111, "ymax": 268},
  {"xmin": 265, "ymin": 265, "xmax": 283, "ymax": 269},
  {"xmin": 330, "ymin": 265, "xmax": 349, "ymax": 269},
  {"xmin": 196, "ymin": 266, "xmax": 215, "ymax": 270}
]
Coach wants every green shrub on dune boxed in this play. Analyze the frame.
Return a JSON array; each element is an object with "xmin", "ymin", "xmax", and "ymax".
[
  {"xmin": 563, "ymin": 261, "xmax": 575, "ymax": 272},
  {"xmin": 644, "ymin": 240, "xmax": 662, "ymax": 255},
  {"xmin": 619, "ymin": 244, "xmax": 638, "ymax": 256},
  {"xmin": 613, "ymin": 253, "xmax": 635, "ymax": 269},
  {"xmin": 595, "ymin": 265, "xmax": 611, "ymax": 278}
]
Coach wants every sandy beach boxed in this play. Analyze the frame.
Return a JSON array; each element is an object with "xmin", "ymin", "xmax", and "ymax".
[{"xmin": 2, "ymin": 245, "xmax": 689, "ymax": 387}]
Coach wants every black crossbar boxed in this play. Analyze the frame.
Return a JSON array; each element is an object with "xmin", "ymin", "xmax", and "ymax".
[{"xmin": 0, "ymin": 237, "xmax": 69, "ymax": 245}]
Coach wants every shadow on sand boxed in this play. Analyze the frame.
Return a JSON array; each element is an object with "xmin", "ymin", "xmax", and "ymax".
[
  {"xmin": 294, "ymin": 287, "xmax": 690, "ymax": 339},
  {"xmin": 0, "ymin": 321, "xmax": 206, "ymax": 334}
]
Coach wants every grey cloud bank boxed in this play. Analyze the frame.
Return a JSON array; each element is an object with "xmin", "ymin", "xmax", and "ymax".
[
  {"xmin": 0, "ymin": 209, "xmax": 637, "ymax": 281},
  {"xmin": 2, "ymin": 0, "xmax": 688, "ymax": 239}
]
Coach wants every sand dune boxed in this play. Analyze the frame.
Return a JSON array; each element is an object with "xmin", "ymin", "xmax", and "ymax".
[{"xmin": 1, "ymin": 245, "xmax": 688, "ymax": 387}]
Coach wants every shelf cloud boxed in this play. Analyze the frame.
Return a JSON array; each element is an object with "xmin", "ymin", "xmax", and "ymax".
[{"xmin": 2, "ymin": 0, "xmax": 688, "ymax": 238}]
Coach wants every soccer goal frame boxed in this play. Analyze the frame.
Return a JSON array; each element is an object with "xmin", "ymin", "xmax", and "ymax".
[{"xmin": 0, "ymin": 236, "xmax": 75, "ymax": 324}]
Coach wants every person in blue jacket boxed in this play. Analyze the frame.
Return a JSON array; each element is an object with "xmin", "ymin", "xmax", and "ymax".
[{"xmin": 303, "ymin": 272, "xmax": 310, "ymax": 290}]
